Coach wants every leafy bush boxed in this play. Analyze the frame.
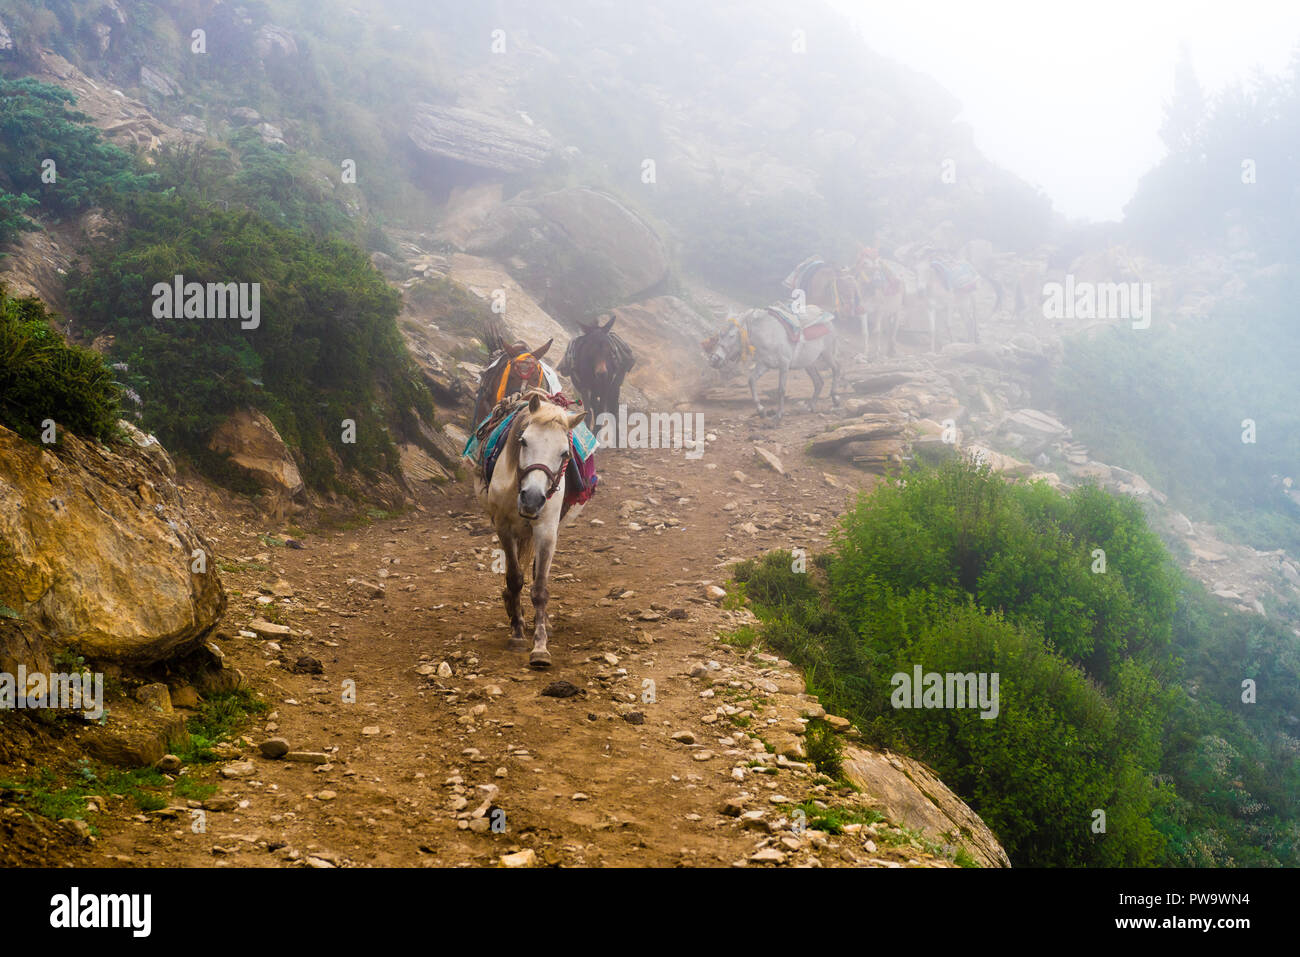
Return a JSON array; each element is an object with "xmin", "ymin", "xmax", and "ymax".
[
  {"xmin": 150, "ymin": 136, "xmax": 358, "ymax": 242},
  {"xmin": 0, "ymin": 286, "xmax": 121, "ymax": 442},
  {"xmin": 66, "ymin": 194, "xmax": 432, "ymax": 490},
  {"xmin": 802, "ymin": 719, "xmax": 845, "ymax": 780},
  {"xmin": 733, "ymin": 461, "xmax": 1300, "ymax": 867},
  {"xmin": 0, "ymin": 77, "xmax": 154, "ymax": 242},
  {"xmin": 829, "ymin": 462, "xmax": 1179, "ymax": 687}
]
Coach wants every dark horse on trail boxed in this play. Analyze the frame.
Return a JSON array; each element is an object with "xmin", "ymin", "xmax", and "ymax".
[
  {"xmin": 472, "ymin": 327, "xmax": 559, "ymax": 430},
  {"xmin": 557, "ymin": 314, "xmax": 636, "ymax": 432}
]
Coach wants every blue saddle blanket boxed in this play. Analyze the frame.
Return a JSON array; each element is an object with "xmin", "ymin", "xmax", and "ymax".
[{"xmin": 464, "ymin": 409, "xmax": 598, "ymax": 491}]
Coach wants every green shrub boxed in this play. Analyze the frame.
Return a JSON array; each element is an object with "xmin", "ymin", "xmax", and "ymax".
[
  {"xmin": 733, "ymin": 461, "xmax": 1300, "ymax": 867},
  {"xmin": 802, "ymin": 719, "xmax": 844, "ymax": 780},
  {"xmin": 829, "ymin": 462, "xmax": 1179, "ymax": 688},
  {"xmin": 0, "ymin": 286, "xmax": 121, "ymax": 442},
  {"xmin": 66, "ymin": 194, "xmax": 433, "ymax": 490},
  {"xmin": 0, "ymin": 76, "xmax": 154, "ymax": 241}
]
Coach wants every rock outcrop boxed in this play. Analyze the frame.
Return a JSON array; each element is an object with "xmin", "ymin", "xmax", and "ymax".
[
  {"xmin": 840, "ymin": 746, "xmax": 1011, "ymax": 867},
  {"xmin": 207, "ymin": 408, "xmax": 305, "ymax": 498},
  {"xmin": 447, "ymin": 253, "xmax": 571, "ymax": 352},
  {"xmin": 409, "ymin": 103, "xmax": 552, "ymax": 173},
  {"xmin": 254, "ymin": 24, "xmax": 298, "ymax": 60},
  {"xmin": 139, "ymin": 65, "xmax": 182, "ymax": 98},
  {"xmin": 465, "ymin": 187, "xmax": 670, "ymax": 309},
  {"xmin": 0, "ymin": 421, "xmax": 225, "ymax": 666}
]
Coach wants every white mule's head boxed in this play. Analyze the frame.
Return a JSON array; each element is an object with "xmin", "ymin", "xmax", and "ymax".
[
  {"xmin": 515, "ymin": 393, "xmax": 585, "ymax": 520},
  {"xmin": 708, "ymin": 318, "xmax": 746, "ymax": 368}
]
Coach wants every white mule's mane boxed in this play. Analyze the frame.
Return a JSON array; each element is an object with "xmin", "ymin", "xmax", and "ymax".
[{"xmin": 495, "ymin": 389, "xmax": 572, "ymax": 477}]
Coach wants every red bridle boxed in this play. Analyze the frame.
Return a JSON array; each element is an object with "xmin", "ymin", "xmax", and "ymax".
[
  {"xmin": 514, "ymin": 393, "xmax": 580, "ymax": 503},
  {"xmin": 518, "ymin": 450, "xmax": 570, "ymax": 500}
]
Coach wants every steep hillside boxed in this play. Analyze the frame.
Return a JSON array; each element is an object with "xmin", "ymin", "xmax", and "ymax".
[{"xmin": 1, "ymin": 0, "xmax": 1297, "ymax": 871}]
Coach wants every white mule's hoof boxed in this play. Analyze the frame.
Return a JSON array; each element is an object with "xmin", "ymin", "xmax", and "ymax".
[{"xmin": 529, "ymin": 650, "xmax": 552, "ymax": 669}]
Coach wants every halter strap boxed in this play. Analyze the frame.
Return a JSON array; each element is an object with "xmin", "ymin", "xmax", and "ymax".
[{"xmin": 518, "ymin": 451, "xmax": 570, "ymax": 500}]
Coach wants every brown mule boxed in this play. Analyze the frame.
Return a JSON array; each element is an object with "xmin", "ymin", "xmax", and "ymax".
[
  {"xmin": 473, "ymin": 336, "xmax": 554, "ymax": 430},
  {"xmin": 556, "ymin": 314, "xmax": 635, "ymax": 431}
]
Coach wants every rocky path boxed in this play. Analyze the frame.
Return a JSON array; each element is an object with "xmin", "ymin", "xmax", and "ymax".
[
  {"xmin": 60, "ymin": 399, "xmax": 975, "ymax": 869},
  {"xmin": 12, "ymin": 312, "xmax": 1290, "ymax": 869}
]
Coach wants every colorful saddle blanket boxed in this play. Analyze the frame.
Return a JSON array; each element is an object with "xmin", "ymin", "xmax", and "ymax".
[
  {"xmin": 865, "ymin": 265, "xmax": 902, "ymax": 297},
  {"xmin": 464, "ymin": 395, "xmax": 598, "ymax": 513},
  {"xmin": 931, "ymin": 259, "xmax": 979, "ymax": 293},
  {"xmin": 765, "ymin": 303, "xmax": 834, "ymax": 345},
  {"xmin": 783, "ymin": 256, "xmax": 827, "ymax": 293}
]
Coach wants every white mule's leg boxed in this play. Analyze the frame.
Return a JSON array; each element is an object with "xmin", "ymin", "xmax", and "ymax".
[
  {"xmin": 528, "ymin": 518, "xmax": 558, "ymax": 668},
  {"xmin": 500, "ymin": 533, "xmax": 527, "ymax": 649},
  {"xmin": 748, "ymin": 365, "xmax": 765, "ymax": 417}
]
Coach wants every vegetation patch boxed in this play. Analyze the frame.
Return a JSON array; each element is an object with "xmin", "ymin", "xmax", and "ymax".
[
  {"xmin": 733, "ymin": 460, "xmax": 1300, "ymax": 867},
  {"xmin": 1049, "ymin": 272, "xmax": 1300, "ymax": 555},
  {"xmin": 0, "ymin": 77, "xmax": 154, "ymax": 244},
  {"xmin": 0, "ymin": 286, "xmax": 122, "ymax": 443},
  {"xmin": 67, "ymin": 194, "xmax": 433, "ymax": 492}
]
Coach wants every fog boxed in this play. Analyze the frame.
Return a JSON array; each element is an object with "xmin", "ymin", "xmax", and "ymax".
[{"xmin": 836, "ymin": 0, "xmax": 1300, "ymax": 220}]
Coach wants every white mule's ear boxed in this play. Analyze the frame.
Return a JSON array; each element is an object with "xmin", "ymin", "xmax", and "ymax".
[
  {"xmin": 529, "ymin": 393, "xmax": 542, "ymax": 413},
  {"xmin": 566, "ymin": 410, "xmax": 588, "ymax": 430}
]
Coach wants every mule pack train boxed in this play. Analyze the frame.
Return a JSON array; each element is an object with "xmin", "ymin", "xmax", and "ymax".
[
  {"xmin": 464, "ymin": 318, "xmax": 623, "ymax": 668},
  {"xmin": 465, "ymin": 244, "xmax": 998, "ymax": 667}
]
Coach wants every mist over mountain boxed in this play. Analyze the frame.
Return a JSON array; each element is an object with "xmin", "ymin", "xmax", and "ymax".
[{"xmin": 0, "ymin": 0, "xmax": 1297, "ymax": 879}]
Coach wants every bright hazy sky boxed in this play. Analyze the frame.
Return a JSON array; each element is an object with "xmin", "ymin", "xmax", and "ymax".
[{"xmin": 833, "ymin": 0, "xmax": 1300, "ymax": 221}]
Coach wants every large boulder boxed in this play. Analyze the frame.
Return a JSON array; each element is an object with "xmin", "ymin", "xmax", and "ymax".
[
  {"xmin": 0, "ymin": 16, "xmax": 14, "ymax": 53},
  {"xmin": 996, "ymin": 407, "xmax": 1069, "ymax": 457},
  {"xmin": 466, "ymin": 187, "xmax": 670, "ymax": 311},
  {"xmin": 139, "ymin": 65, "xmax": 183, "ymax": 98},
  {"xmin": 840, "ymin": 746, "xmax": 1011, "ymax": 867},
  {"xmin": 447, "ymin": 253, "xmax": 570, "ymax": 354},
  {"xmin": 254, "ymin": 24, "xmax": 298, "ymax": 59},
  {"xmin": 409, "ymin": 103, "xmax": 552, "ymax": 173},
  {"xmin": 0, "ymin": 422, "xmax": 225, "ymax": 666},
  {"xmin": 207, "ymin": 408, "xmax": 304, "ymax": 497}
]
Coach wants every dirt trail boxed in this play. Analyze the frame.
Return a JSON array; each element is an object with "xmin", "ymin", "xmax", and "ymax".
[{"xmin": 58, "ymin": 394, "xmax": 956, "ymax": 869}]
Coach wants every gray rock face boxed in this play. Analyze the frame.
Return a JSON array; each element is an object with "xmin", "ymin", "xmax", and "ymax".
[
  {"xmin": 100, "ymin": 0, "xmax": 127, "ymax": 25},
  {"xmin": 408, "ymin": 103, "xmax": 552, "ymax": 173},
  {"xmin": 92, "ymin": 23, "xmax": 112, "ymax": 54},
  {"xmin": 840, "ymin": 746, "xmax": 1011, "ymax": 867},
  {"xmin": 0, "ymin": 421, "xmax": 225, "ymax": 667},
  {"xmin": 528, "ymin": 187, "xmax": 668, "ymax": 297},
  {"xmin": 139, "ymin": 65, "xmax": 182, "ymax": 98},
  {"xmin": 254, "ymin": 24, "xmax": 297, "ymax": 59},
  {"xmin": 0, "ymin": 16, "xmax": 14, "ymax": 52},
  {"xmin": 466, "ymin": 187, "xmax": 669, "ymax": 308},
  {"xmin": 255, "ymin": 121, "xmax": 285, "ymax": 147}
]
